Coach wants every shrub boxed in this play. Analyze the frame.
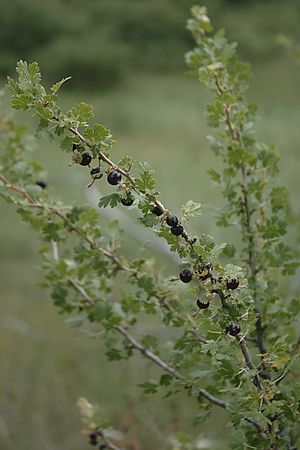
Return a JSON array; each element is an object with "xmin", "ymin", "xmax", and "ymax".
[{"xmin": 1, "ymin": 5, "xmax": 300, "ymax": 449}]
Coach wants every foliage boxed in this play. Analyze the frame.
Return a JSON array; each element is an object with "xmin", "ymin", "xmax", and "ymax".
[
  {"xmin": 0, "ymin": 5, "xmax": 300, "ymax": 450},
  {"xmin": 1, "ymin": 0, "xmax": 300, "ymax": 89}
]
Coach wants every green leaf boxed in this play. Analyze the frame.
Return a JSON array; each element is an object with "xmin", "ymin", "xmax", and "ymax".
[
  {"xmin": 68, "ymin": 102, "xmax": 94, "ymax": 123},
  {"xmin": 98, "ymin": 193, "xmax": 121, "ymax": 208},
  {"xmin": 16, "ymin": 60, "xmax": 41, "ymax": 90},
  {"xmin": 138, "ymin": 380, "xmax": 159, "ymax": 394},
  {"xmin": 135, "ymin": 170, "xmax": 156, "ymax": 192},
  {"xmin": 84, "ymin": 123, "xmax": 110, "ymax": 145},
  {"xmin": 51, "ymin": 77, "xmax": 72, "ymax": 94},
  {"xmin": 10, "ymin": 94, "xmax": 32, "ymax": 110},
  {"xmin": 181, "ymin": 200, "xmax": 202, "ymax": 220}
]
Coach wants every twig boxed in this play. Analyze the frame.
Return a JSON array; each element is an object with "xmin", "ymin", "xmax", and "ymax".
[{"xmin": 213, "ymin": 75, "xmax": 267, "ymax": 360}]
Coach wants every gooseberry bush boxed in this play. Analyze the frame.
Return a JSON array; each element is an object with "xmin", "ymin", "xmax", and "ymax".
[{"xmin": 1, "ymin": 5, "xmax": 300, "ymax": 450}]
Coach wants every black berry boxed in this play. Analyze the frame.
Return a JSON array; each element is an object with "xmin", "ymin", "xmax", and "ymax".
[
  {"xmin": 226, "ymin": 323, "xmax": 241, "ymax": 336},
  {"xmin": 36, "ymin": 180, "xmax": 47, "ymax": 189},
  {"xmin": 179, "ymin": 269, "xmax": 193, "ymax": 283},
  {"xmin": 72, "ymin": 143, "xmax": 78, "ymax": 151},
  {"xmin": 89, "ymin": 432, "xmax": 98, "ymax": 446},
  {"xmin": 171, "ymin": 224, "xmax": 183, "ymax": 236},
  {"xmin": 151, "ymin": 205, "xmax": 163, "ymax": 216},
  {"xmin": 90, "ymin": 167, "xmax": 101, "ymax": 175},
  {"xmin": 121, "ymin": 195, "xmax": 134, "ymax": 206},
  {"xmin": 90, "ymin": 167, "xmax": 102, "ymax": 179},
  {"xmin": 226, "ymin": 279, "xmax": 239, "ymax": 290},
  {"xmin": 166, "ymin": 214, "xmax": 178, "ymax": 227},
  {"xmin": 80, "ymin": 152, "xmax": 92, "ymax": 166},
  {"xmin": 107, "ymin": 170, "xmax": 122, "ymax": 185},
  {"xmin": 196, "ymin": 299, "xmax": 209, "ymax": 309}
]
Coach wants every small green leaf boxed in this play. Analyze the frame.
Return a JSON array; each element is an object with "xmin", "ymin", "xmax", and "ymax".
[
  {"xmin": 135, "ymin": 170, "xmax": 156, "ymax": 192},
  {"xmin": 181, "ymin": 200, "xmax": 202, "ymax": 220},
  {"xmin": 51, "ymin": 77, "xmax": 72, "ymax": 94},
  {"xmin": 68, "ymin": 102, "xmax": 94, "ymax": 123},
  {"xmin": 98, "ymin": 193, "xmax": 121, "ymax": 208}
]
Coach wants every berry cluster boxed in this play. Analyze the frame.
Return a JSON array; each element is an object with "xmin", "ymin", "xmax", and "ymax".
[{"xmin": 178, "ymin": 263, "xmax": 241, "ymax": 334}]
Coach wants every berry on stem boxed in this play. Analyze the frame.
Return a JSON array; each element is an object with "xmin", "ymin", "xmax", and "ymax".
[
  {"xmin": 226, "ymin": 323, "xmax": 241, "ymax": 336},
  {"xmin": 107, "ymin": 170, "xmax": 122, "ymax": 185},
  {"xmin": 90, "ymin": 167, "xmax": 102, "ymax": 179},
  {"xmin": 121, "ymin": 195, "xmax": 134, "ymax": 206},
  {"xmin": 171, "ymin": 224, "xmax": 183, "ymax": 236},
  {"xmin": 179, "ymin": 269, "xmax": 193, "ymax": 283},
  {"xmin": 226, "ymin": 279, "xmax": 239, "ymax": 290},
  {"xmin": 80, "ymin": 152, "xmax": 92, "ymax": 166},
  {"xmin": 151, "ymin": 205, "xmax": 163, "ymax": 216},
  {"xmin": 196, "ymin": 299, "xmax": 209, "ymax": 309},
  {"xmin": 166, "ymin": 214, "xmax": 178, "ymax": 227}
]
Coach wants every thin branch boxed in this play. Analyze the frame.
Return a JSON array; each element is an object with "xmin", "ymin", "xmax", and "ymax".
[
  {"xmin": 68, "ymin": 278, "xmax": 228, "ymax": 410},
  {"xmin": 68, "ymin": 125, "xmax": 197, "ymax": 246},
  {"xmin": 212, "ymin": 287, "xmax": 264, "ymax": 391},
  {"xmin": 213, "ymin": 75, "xmax": 267, "ymax": 360}
]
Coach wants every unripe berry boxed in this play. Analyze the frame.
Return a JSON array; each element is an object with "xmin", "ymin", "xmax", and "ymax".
[
  {"xmin": 226, "ymin": 323, "xmax": 241, "ymax": 336},
  {"xmin": 171, "ymin": 224, "xmax": 183, "ymax": 236},
  {"xmin": 80, "ymin": 152, "xmax": 92, "ymax": 166},
  {"xmin": 36, "ymin": 180, "xmax": 47, "ymax": 189},
  {"xmin": 196, "ymin": 299, "xmax": 209, "ymax": 309},
  {"xmin": 166, "ymin": 214, "xmax": 178, "ymax": 227},
  {"xmin": 226, "ymin": 279, "xmax": 239, "ymax": 290},
  {"xmin": 107, "ymin": 170, "xmax": 122, "ymax": 185},
  {"xmin": 179, "ymin": 269, "xmax": 193, "ymax": 283},
  {"xmin": 151, "ymin": 205, "xmax": 163, "ymax": 216}
]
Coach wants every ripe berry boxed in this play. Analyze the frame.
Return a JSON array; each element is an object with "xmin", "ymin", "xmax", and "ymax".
[
  {"xmin": 36, "ymin": 180, "xmax": 47, "ymax": 189},
  {"xmin": 196, "ymin": 299, "xmax": 209, "ymax": 309},
  {"xmin": 107, "ymin": 170, "xmax": 122, "ymax": 185},
  {"xmin": 151, "ymin": 205, "xmax": 163, "ymax": 216},
  {"xmin": 226, "ymin": 279, "xmax": 239, "ymax": 290},
  {"xmin": 80, "ymin": 152, "xmax": 92, "ymax": 166},
  {"xmin": 171, "ymin": 224, "xmax": 183, "ymax": 236},
  {"xmin": 121, "ymin": 195, "xmax": 134, "ymax": 206},
  {"xmin": 72, "ymin": 143, "xmax": 78, "ymax": 151},
  {"xmin": 179, "ymin": 269, "xmax": 193, "ymax": 283},
  {"xmin": 90, "ymin": 167, "xmax": 102, "ymax": 179},
  {"xmin": 226, "ymin": 323, "xmax": 241, "ymax": 336},
  {"xmin": 166, "ymin": 214, "xmax": 178, "ymax": 227},
  {"xmin": 89, "ymin": 432, "xmax": 98, "ymax": 446},
  {"xmin": 90, "ymin": 167, "xmax": 100, "ymax": 175}
]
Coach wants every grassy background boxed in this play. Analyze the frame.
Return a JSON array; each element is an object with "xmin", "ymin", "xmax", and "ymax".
[{"xmin": 1, "ymin": 1, "xmax": 300, "ymax": 449}]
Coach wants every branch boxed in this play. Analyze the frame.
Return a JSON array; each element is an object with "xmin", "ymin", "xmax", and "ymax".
[
  {"xmin": 213, "ymin": 76, "xmax": 267, "ymax": 359},
  {"xmin": 68, "ymin": 125, "xmax": 197, "ymax": 246},
  {"xmin": 65, "ymin": 275, "xmax": 227, "ymax": 410}
]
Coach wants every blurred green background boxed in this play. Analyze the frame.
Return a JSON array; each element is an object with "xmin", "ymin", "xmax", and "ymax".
[{"xmin": 1, "ymin": 0, "xmax": 300, "ymax": 449}]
